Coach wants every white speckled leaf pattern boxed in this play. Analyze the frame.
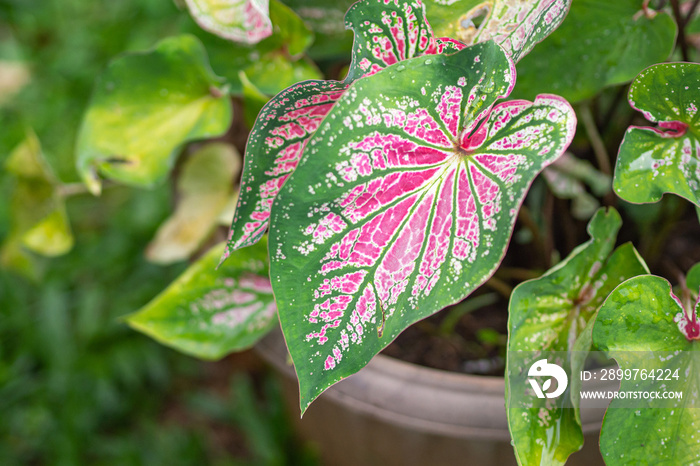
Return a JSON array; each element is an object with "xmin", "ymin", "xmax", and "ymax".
[
  {"xmin": 614, "ymin": 63, "xmax": 700, "ymax": 207},
  {"xmin": 593, "ymin": 275, "xmax": 700, "ymax": 466},
  {"xmin": 128, "ymin": 239, "xmax": 275, "ymax": 360},
  {"xmin": 425, "ymin": 0, "xmax": 572, "ymax": 62},
  {"xmin": 269, "ymin": 42, "xmax": 576, "ymax": 412},
  {"xmin": 507, "ymin": 208, "xmax": 648, "ymax": 466},
  {"xmin": 223, "ymin": 0, "xmax": 466, "ymax": 259}
]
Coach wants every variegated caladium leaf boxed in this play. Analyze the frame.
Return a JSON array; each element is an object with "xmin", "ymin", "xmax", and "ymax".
[
  {"xmin": 222, "ymin": 80, "xmax": 348, "ymax": 259},
  {"xmin": 269, "ymin": 41, "xmax": 576, "ymax": 412},
  {"xmin": 344, "ymin": 0, "xmax": 440, "ymax": 81},
  {"xmin": 614, "ymin": 63, "xmax": 700, "ymax": 207},
  {"xmin": 593, "ymin": 274, "xmax": 700, "ymax": 466},
  {"xmin": 506, "ymin": 207, "xmax": 648, "ymax": 466},
  {"xmin": 424, "ymin": 0, "xmax": 572, "ymax": 63},
  {"xmin": 223, "ymin": 0, "xmax": 465, "ymax": 259},
  {"xmin": 128, "ymin": 239, "xmax": 275, "ymax": 360},
  {"xmin": 183, "ymin": 0, "xmax": 273, "ymax": 44}
]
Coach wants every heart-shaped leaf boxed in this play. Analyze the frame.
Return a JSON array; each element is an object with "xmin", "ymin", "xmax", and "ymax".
[
  {"xmin": 223, "ymin": 0, "xmax": 460, "ymax": 257},
  {"xmin": 512, "ymin": 0, "xmax": 677, "ymax": 103},
  {"xmin": 269, "ymin": 41, "xmax": 576, "ymax": 412},
  {"xmin": 76, "ymin": 35, "xmax": 232, "ymax": 195},
  {"xmin": 424, "ymin": 0, "xmax": 572, "ymax": 63},
  {"xmin": 183, "ymin": 0, "xmax": 272, "ymax": 44},
  {"xmin": 507, "ymin": 207, "xmax": 648, "ymax": 466},
  {"xmin": 146, "ymin": 142, "xmax": 240, "ymax": 264},
  {"xmin": 593, "ymin": 274, "xmax": 700, "ymax": 466},
  {"xmin": 614, "ymin": 63, "xmax": 700, "ymax": 207},
  {"xmin": 128, "ymin": 239, "xmax": 275, "ymax": 360}
]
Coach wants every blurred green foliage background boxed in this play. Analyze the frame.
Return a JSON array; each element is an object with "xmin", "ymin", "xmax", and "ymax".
[{"xmin": 0, "ymin": 0, "xmax": 318, "ymax": 464}]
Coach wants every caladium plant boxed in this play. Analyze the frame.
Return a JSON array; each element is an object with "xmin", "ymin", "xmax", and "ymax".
[
  {"xmin": 216, "ymin": 0, "xmax": 577, "ymax": 411},
  {"xmin": 614, "ymin": 62, "xmax": 700, "ymax": 207},
  {"xmin": 223, "ymin": 0, "xmax": 573, "ymax": 257},
  {"xmin": 270, "ymin": 42, "xmax": 575, "ymax": 411},
  {"xmin": 56, "ymin": 0, "xmax": 700, "ymax": 464},
  {"xmin": 507, "ymin": 207, "xmax": 648, "ymax": 465}
]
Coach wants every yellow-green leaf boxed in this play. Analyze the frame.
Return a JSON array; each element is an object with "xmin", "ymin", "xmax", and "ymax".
[
  {"xmin": 146, "ymin": 142, "xmax": 240, "ymax": 264},
  {"xmin": 76, "ymin": 35, "xmax": 232, "ymax": 194},
  {"xmin": 2, "ymin": 131, "xmax": 73, "ymax": 258}
]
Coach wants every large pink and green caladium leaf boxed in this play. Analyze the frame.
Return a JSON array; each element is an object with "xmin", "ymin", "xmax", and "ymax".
[
  {"xmin": 223, "ymin": 0, "xmax": 462, "ymax": 259},
  {"xmin": 512, "ymin": 0, "xmax": 676, "ymax": 103},
  {"xmin": 506, "ymin": 207, "xmax": 648, "ymax": 466},
  {"xmin": 183, "ymin": 0, "xmax": 272, "ymax": 44},
  {"xmin": 269, "ymin": 41, "xmax": 576, "ymax": 412},
  {"xmin": 592, "ymin": 274, "xmax": 700, "ymax": 466},
  {"xmin": 614, "ymin": 63, "xmax": 700, "ymax": 207},
  {"xmin": 424, "ymin": 0, "xmax": 571, "ymax": 63},
  {"xmin": 127, "ymin": 239, "xmax": 275, "ymax": 360}
]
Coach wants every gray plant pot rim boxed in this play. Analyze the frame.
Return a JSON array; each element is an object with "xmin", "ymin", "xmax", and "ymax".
[{"xmin": 256, "ymin": 328, "xmax": 613, "ymax": 441}]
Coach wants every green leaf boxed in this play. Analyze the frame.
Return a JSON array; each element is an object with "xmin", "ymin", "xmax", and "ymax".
[
  {"xmin": 593, "ymin": 275, "xmax": 700, "ymax": 466},
  {"xmin": 76, "ymin": 35, "xmax": 232, "ymax": 194},
  {"xmin": 196, "ymin": 0, "xmax": 319, "ymax": 95},
  {"xmin": 128, "ymin": 239, "xmax": 276, "ymax": 360},
  {"xmin": 614, "ymin": 63, "xmax": 700, "ymax": 207},
  {"xmin": 240, "ymin": 71, "xmax": 270, "ymax": 128},
  {"xmin": 513, "ymin": 0, "xmax": 677, "ymax": 103},
  {"xmin": 688, "ymin": 263, "xmax": 700, "ymax": 298},
  {"xmin": 146, "ymin": 142, "xmax": 240, "ymax": 264},
  {"xmin": 424, "ymin": 0, "xmax": 572, "ymax": 62},
  {"xmin": 267, "ymin": 0, "xmax": 313, "ymax": 57},
  {"xmin": 182, "ymin": 0, "xmax": 272, "ymax": 44},
  {"xmin": 3, "ymin": 131, "xmax": 73, "ymax": 257},
  {"xmin": 269, "ymin": 42, "xmax": 576, "ymax": 412},
  {"xmin": 280, "ymin": 0, "xmax": 355, "ymax": 59},
  {"xmin": 243, "ymin": 52, "xmax": 322, "ymax": 96},
  {"xmin": 506, "ymin": 207, "xmax": 648, "ymax": 466}
]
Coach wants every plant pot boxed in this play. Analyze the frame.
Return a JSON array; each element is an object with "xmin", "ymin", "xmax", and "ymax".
[{"xmin": 255, "ymin": 328, "xmax": 614, "ymax": 466}]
